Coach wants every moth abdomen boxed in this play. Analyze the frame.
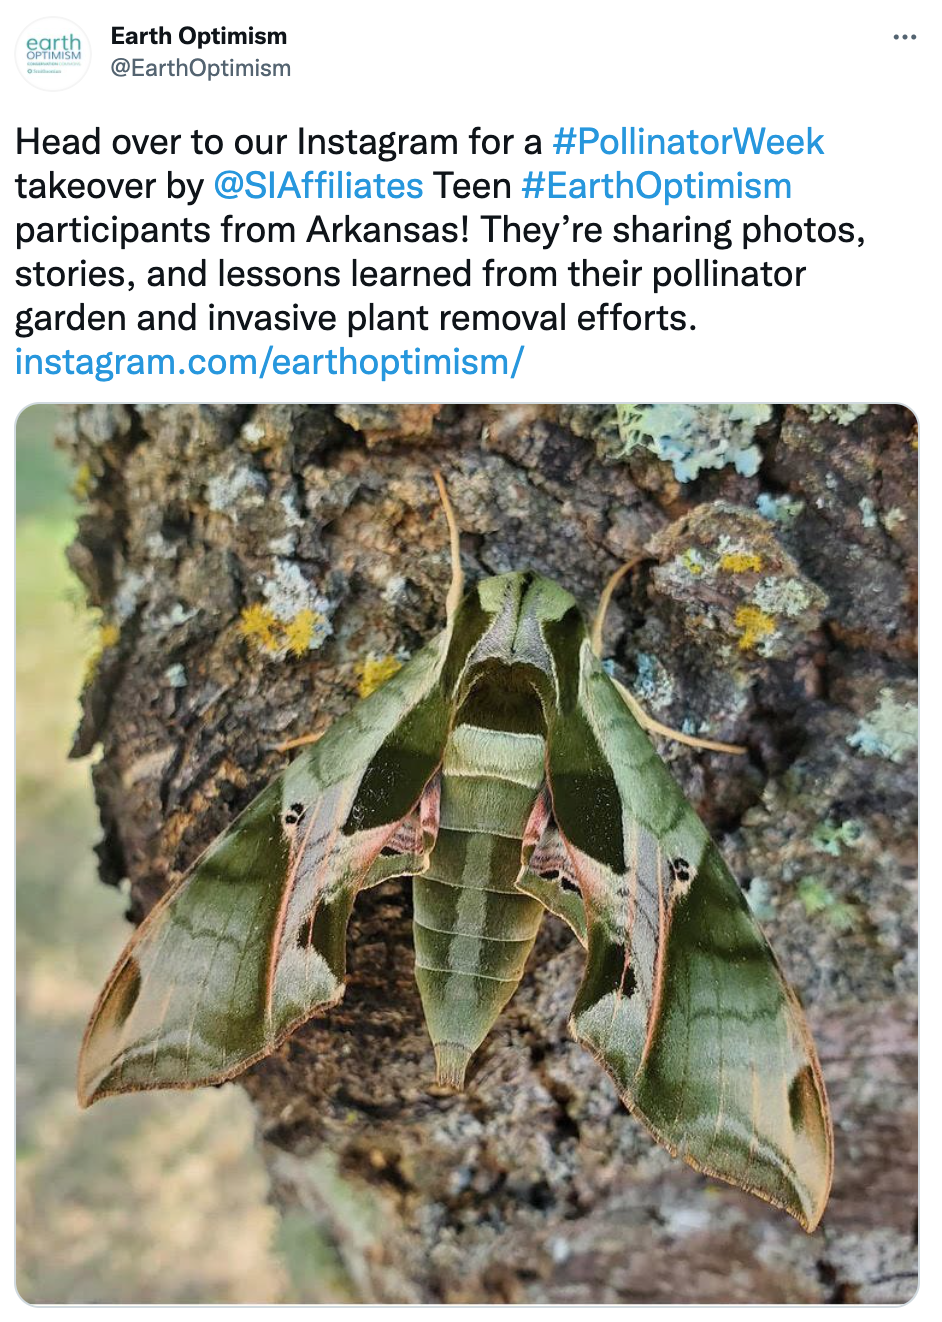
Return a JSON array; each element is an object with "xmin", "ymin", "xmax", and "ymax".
[{"xmin": 412, "ymin": 722, "xmax": 547, "ymax": 1088}]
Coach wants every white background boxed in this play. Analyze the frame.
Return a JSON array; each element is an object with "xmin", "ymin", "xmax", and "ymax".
[
  {"xmin": 6, "ymin": 0, "xmax": 933, "ymax": 1317},
  {"xmin": 5, "ymin": 0, "xmax": 939, "ymax": 403}
]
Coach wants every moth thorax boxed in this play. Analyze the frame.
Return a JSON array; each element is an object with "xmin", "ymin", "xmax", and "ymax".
[
  {"xmin": 443, "ymin": 722, "xmax": 545, "ymax": 788},
  {"xmin": 457, "ymin": 659, "xmax": 548, "ymax": 738},
  {"xmin": 433, "ymin": 1042, "xmax": 473, "ymax": 1090}
]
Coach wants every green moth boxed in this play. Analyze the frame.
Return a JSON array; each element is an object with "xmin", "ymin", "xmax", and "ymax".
[{"xmin": 78, "ymin": 475, "xmax": 833, "ymax": 1231}]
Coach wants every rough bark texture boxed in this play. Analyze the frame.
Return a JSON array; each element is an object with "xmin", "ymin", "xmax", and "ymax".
[{"xmin": 61, "ymin": 403, "xmax": 917, "ymax": 1304}]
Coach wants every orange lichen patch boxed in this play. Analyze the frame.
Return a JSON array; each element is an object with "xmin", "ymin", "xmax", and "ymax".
[
  {"xmin": 735, "ymin": 605, "xmax": 776, "ymax": 651},
  {"xmin": 356, "ymin": 653, "xmax": 403, "ymax": 697},
  {"xmin": 720, "ymin": 551, "xmax": 764, "ymax": 574}
]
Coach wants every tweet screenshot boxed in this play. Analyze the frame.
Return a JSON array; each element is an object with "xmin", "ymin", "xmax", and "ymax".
[{"xmin": 10, "ymin": 1, "xmax": 930, "ymax": 1311}]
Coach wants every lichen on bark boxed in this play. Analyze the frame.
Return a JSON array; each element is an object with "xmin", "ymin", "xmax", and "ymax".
[{"xmin": 61, "ymin": 402, "xmax": 916, "ymax": 1304}]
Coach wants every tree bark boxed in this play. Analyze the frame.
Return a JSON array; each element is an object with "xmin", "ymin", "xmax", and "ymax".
[{"xmin": 61, "ymin": 403, "xmax": 917, "ymax": 1304}]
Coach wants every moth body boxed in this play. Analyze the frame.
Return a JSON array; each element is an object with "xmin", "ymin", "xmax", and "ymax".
[
  {"xmin": 412, "ymin": 571, "xmax": 569, "ymax": 1087},
  {"xmin": 414, "ymin": 722, "xmax": 546, "ymax": 1089}
]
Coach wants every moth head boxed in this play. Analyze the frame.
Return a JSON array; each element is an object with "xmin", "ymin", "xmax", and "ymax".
[{"xmin": 443, "ymin": 571, "xmax": 587, "ymax": 720}]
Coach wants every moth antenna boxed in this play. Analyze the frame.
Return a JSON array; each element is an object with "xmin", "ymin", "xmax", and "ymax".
[
  {"xmin": 594, "ymin": 558, "xmax": 746, "ymax": 755},
  {"xmin": 433, "ymin": 469, "xmax": 464, "ymax": 621},
  {"xmin": 591, "ymin": 554, "xmax": 648, "ymax": 656},
  {"xmin": 614, "ymin": 679, "xmax": 747, "ymax": 756},
  {"xmin": 273, "ymin": 719, "xmax": 331, "ymax": 755},
  {"xmin": 274, "ymin": 731, "xmax": 325, "ymax": 754}
]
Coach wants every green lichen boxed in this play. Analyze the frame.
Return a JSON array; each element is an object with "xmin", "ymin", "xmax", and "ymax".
[
  {"xmin": 113, "ymin": 569, "xmax": 148, "ymax": 623},
  {"xmin": 756, "ymin": 493, "xmax": 805, "ymax": 523},
  {"xmin": 263, "ymin": 561, "xmax": 332, "ymax": 634},
  {"xmin": 155, "ymin": 602, "xmax": 198, "ymax": 632},
  {"xmin": 633, "ymin": 652, "xmax": 675, "ymax": 710},
  {"xmin": 883, "ymin": 507, "xmax": 908, "ymax": 533},
  {"xmin": 811, "ymin": 818, "xmax": 863, "ymax": 857},
  {"xmin": 795, "ymin": 404, "xmax": 869, "ymax": 426},
  {"xmin": 206, "ymin": 464, "xmax": 268, "ymax": 514},
  {"xmin": 797, "ymin": 876, "xmax": 858, "ymax": 932},
  {"xmin": 753, "ymin": 576, "xmax": 813, "ymax": 619},
  {"xmin": 858, "ymin": 497, "xmax": 878, "ymax": 529},
  {"xmin": 681, "ymin": 547, "xmax": 708, "ymax": 576},
  {"xmin": 164, "ymin": 663, "xmax": 187, "ymax": 689},
  {"xmin": 745, "ymin": 877, "xmax": 777, "ymax": 923},
  {"xmin": 613, "ymin": 403, "xmax": 771, "ymax": 482},
  {"xmin": 847, "ymin": 688, "xmax": 918, "ymax": 763}
]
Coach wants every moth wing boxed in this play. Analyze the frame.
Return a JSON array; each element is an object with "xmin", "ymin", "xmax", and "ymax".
[
  {"xmin": 545, "ymin": 646, "xmax": 833, "ymax": 1231},
  {"xmin": 78, "ymin": 635, "xmax": 451, "ymax": 1106}
]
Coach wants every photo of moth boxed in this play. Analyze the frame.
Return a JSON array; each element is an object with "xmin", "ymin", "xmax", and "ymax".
[{"xmin": 78, "ymin": 474, "xmax": 833, "ymax": 1233}]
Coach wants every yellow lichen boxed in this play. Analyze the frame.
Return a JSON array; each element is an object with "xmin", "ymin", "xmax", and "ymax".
[
  {"xmin": 71, "ymin": 462, "xmax": 93, "ymax": 501},
  {"xmin": 356, "ymin": 653, "xmax": 403, "ymax": 697},
  {"xmin": 720, "ymin": 551, "xmax": 764, "ymax": 574},
  {"xmin": 240, "ymin": 603, "xmax": 328, "ymax": 658},
  {"xmin": 239, "ymin": 603, "xmax": 280, "ymax": 653},
  {"xmin": 83, "ymin": 620, "xmax": 120, "ymax": 684},
  {"xmin": 734, "ymin": 604, "xmax": 776, "ymax": 651},
  {"xmin": 284, "ymin": 609, "xmax": 323, "ymax": 658},
  {"xmin": 681, "ymin": 548, "xmax": 705, "ymax": 576}
]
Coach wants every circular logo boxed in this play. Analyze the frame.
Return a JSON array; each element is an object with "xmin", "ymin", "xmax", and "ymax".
[{"xmin": 16, "ymin": 16, "xmax": 91, "ymax": 89}]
